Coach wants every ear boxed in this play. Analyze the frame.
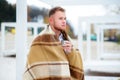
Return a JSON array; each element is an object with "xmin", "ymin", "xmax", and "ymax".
[
  {"xmin": 49, "ymin": 17, "xmax": 52, "ymax": 22},
  {"xmin": 49, "ymin": 17, "xmax": 53, "ymax": 25}
]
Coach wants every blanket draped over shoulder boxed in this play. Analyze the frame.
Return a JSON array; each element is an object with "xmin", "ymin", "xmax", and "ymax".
[{"xmin": 23, "ymin": 27, "xmax": 84, "ymax": 80}]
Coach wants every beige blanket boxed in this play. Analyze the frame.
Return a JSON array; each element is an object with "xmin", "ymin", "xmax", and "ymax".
[{"xmin": 23, "ymin": 33, "xmax": 84, "ymax": 80}]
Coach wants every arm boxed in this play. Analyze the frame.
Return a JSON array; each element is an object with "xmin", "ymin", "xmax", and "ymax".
[{"xmin": 66, "ymin": 49, "xmax": 84, "ymax": 80}]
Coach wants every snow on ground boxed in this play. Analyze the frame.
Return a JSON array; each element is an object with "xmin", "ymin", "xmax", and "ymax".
[
  {"xmin": 0, "ymin": 57, "xmax": 16, "ymax": 80},
  {"xmin": 0, "ymin": 57, "xmax": 120, "ymax": 80}
]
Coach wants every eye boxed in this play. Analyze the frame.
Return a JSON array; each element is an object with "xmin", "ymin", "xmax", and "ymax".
[
  {"xmin": 59, "ymin": 17, "xmax": 63, "ymax": 20},
  {"xmin": 59, "ymin": 17, "xmax": 66, "ymax": 20},
  {"xmin": 64, "ymin": 17, "xmax": 66, "ymax": 20}
]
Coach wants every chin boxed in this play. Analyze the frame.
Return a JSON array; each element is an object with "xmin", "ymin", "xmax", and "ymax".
[
  {"xmin": 62, "ymin": 27, "xmax": 66, "ymax": 30},
  {"xmin": 61, "ymin": 28, "xmax": 66, "ymax": 31}
]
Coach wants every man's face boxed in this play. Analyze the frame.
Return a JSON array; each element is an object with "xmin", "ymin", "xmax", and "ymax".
[{"xmin": 50, "ymin": 11, "xmax": 66, "ymax": 31}]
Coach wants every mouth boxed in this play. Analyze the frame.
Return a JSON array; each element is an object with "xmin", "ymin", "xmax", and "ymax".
[{"xmin": 62, "ymin": 25, "xmax": 66, "ymax": 27}]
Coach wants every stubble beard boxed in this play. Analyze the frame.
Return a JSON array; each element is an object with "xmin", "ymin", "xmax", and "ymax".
[{"xmin": 53, "ymin": 23, "xmax": 63, "ymax": 32}]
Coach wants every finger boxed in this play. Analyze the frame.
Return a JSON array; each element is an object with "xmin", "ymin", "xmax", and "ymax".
[
  {"xmin": 64, "ymin": 41, "xmax": 71, "ymax": 44},
  {"xmin": 63, "ymin": 44, "xmax": 70, "ymax": 47},
  {"xmin": 66, "ymin": 43, "xmax": 73, "ymax": 47}
]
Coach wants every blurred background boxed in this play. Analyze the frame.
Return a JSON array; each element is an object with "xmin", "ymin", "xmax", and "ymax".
[{"xmin": 0, "ymin": 0, "xmax": 120, "ymax": 80}]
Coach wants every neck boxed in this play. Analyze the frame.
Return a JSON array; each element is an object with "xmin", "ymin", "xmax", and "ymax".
[{"xmin": 50, "ymin": 25, "xmax": 61, "ymax": 38}]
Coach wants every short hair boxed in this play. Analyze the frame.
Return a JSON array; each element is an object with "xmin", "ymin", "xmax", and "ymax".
[{"xmin": 49, "ymin": 6, "xmax": 65, "ymax": 17}]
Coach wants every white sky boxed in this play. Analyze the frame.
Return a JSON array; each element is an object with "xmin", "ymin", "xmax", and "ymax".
[
  {"xmin": 6, "ymin": 0, "xmax": 16, "ymax": 4},
  {"xmin": 6, "ymin": 0, "xmax": 106, "ymax": 35},
  {"xmin": 62, "ymin": 5, "xmax": 106, "ymax": 35},
  {"xmin": 6, "ymin": 0, "xmax": 106, "ymax": 17},
  {"xmin": 6, "ymin": 0, "xmax": 51, "ymax": 8}
]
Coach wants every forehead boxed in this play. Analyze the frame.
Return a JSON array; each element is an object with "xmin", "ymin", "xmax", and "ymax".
[{"xmin": 54, "ymin": 11, "xmax": 66, "ymax": 17}]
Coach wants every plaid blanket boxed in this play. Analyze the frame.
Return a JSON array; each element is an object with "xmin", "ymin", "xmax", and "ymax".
[{"xmin": 23, "ymin": 33, "xmax": 84, "ymax": 80}]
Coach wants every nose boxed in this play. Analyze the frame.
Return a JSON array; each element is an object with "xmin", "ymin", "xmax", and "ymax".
[{"xmin": 63, "ymin": 19, "xmax": 66, "ymax": 24}]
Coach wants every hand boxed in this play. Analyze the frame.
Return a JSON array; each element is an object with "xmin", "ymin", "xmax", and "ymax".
[{"xmin": 62, "ymin": 40, "xmax": 73, "ymax": 53}]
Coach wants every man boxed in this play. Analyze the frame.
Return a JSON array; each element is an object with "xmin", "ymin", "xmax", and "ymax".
[
  {"xmin": 24, "ymin": 6, "xmax": 84, "ymax": 80},
  {"xmin": 48, "ymin": 6, "xmax": 73, "ymax": 54}
]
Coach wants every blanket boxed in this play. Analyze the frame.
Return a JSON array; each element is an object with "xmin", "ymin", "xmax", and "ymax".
[{"xmin": 23, "ymin": 27, "xmax": 84, "ymax": 80}]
